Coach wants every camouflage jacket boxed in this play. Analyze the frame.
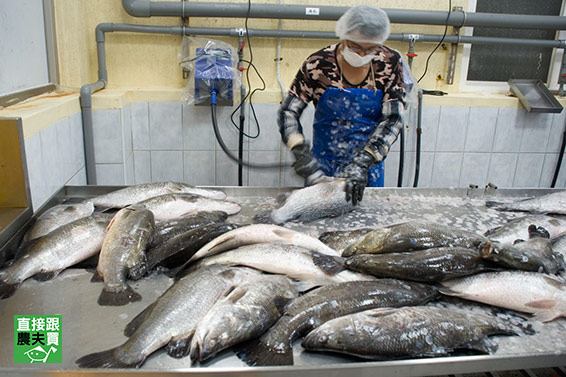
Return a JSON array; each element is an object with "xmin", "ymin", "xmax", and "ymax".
[{"xmin": 278, "ymin": 42, "xmax": 405, "ymax": 164}]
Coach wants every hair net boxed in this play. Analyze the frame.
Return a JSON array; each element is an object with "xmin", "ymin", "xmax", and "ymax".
[{"xmin": 335, "ymin": 5, "xmax": 390, "ymax": 45}]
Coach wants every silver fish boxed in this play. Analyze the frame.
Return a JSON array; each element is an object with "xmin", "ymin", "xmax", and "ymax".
[
  {"xmin": 439, "ymin": 271, "xmax": 566, "ymax": 322},
  {"xmin": 237, "ymin": 279, "xmax": 439, "ymax": 366},
  {"xmin": 486, "ymin": 190, "xmax": 566, "ymax": 215},
  {"xmin": 187, "ymin": 224, "xmax": 338, "ymax": 265},
  {"xmin": 190, "ymin": 243, "xmax": 371, "ymax": 284},
  {"xmin": 267, "ymin": 179, "xmax": 353, "ymax": 225},
  {"xmin": 19, "ymin": 201, "xmax": 95, "ymax": 252},
  {"xmin": 190, "ymin": 275, "xmax": 298, "ymax": 363},
  {"xmin": 90, "ymin": 181, "xmax": 227, "ymax": 208},
  {"xmin": 484, "ymin": 215, "xmax": 566, "ymax": 244},
  {"xmin": 137, "ymin": 193, "xmax": 240, "ymax": 222},
  {"xmin": 76, "ymin": 265, "xmax": 259, "ymax": 368},
  {"xmin": 0, "ymin": 213, "xmax": 113, "ymax": 299},
  {"xmin": 342, "ymin": 220, "xmax": 488, "ymax": 257},
  {"xmin": 302, "ymin": 306, "xmax": 517, "ymax": 360},
  {"xmin": 96, "ymin": 206, "xmax": 155, "ymax": 306}
]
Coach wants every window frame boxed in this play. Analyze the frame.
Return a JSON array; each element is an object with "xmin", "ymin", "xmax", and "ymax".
[{"xmin": 459, "ymin": 0, "xmax": 566, "ymax": 94}]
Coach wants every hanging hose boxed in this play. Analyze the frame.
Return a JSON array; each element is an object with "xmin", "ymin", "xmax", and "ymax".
[
  {"xmin": 210, "ymin": 91, "xmax": 291, "ymax": 169},
  {"xmin": 413, "ymin": 89, "xmax": 423, "ymax": 187},
  {"xmin": 397, "ymin": 125, "xmax": 405, "ymax": 187},
  {"xmin": 551, "ymin": 116, "xmax": 566, "ymax": 187}
]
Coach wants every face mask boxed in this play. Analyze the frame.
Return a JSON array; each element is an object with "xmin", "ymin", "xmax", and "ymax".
[{"xmin": 341, "ymin": 46, "xmax": 375, "ymax": 67}]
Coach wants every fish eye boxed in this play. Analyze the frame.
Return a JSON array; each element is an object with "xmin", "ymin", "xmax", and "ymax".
[{"xmin": 318, "ymin": 335, "xmax": 328, "ymax": 344}]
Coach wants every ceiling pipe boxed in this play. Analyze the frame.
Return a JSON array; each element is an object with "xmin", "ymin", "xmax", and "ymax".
[{"xmin": 121, "ymin": 0, "xmax": 566, "ymax": 30}]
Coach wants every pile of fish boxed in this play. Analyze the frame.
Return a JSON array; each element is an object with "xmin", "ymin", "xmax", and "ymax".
[{"xmin": 1, "ymin": 180, "xmax": 566, "ymax": 369}]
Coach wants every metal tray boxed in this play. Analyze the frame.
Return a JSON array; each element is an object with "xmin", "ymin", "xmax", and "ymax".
[
  {"xmin": 508, "ymin": 79, "xmax": 563, "ymax": 113},
  {"xmin": 0, "ymin": 185, "xmax": 565, "ymax": 377}
]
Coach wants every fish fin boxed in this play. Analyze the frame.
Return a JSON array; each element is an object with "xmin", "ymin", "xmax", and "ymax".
[
  {"xmin": 524, "ymin": 299, "xmax": 557, "ymax": 310},
  {"xmin": 97, "ymin": 286, "xmax": 141, "ymax": 306},
  {"xmin": 272, "ymin": 228, "xmax": 296, "ymax": 239},
  {"xmin": 437, "ymin": 287, "xmax": 467, "ymax": 298},
  {"xmin": 166, "ymin": 332, "xmax": 195, "ymax": 359},
  {"xmin": 226, "ymin": 286, "xmax": 247, "ymax": 303},
  {"xmin": 532, "ymin": 310, "xmax": 560, "ymax": 323},
  {"xmin": 32, "ymin": 270, "xmax": 61, "ymax": 282},
  {"xmin": 124, "ymin": 301, "xmax": 156, "ymax": 337},
  {"xmin": 75, "ymin": 346, "xmax": 143, "ymax": 368},
  {"xmin": 207, "ymin": 234, "xmax": 237, "ymax": 253},
  {"xmin": 463, "ymin": 337, "xmax": 498, "ymax": 354},
  {"xmin": 273, "ymin": 295, "xmax": 292, "ymax": 315},
  {"xmin": 252, "ymin": 211, "xmax": 274, "ymax": 224},
  {"xmin": 128, "ymin": 259, "xmax": 147, "ymax": 281},
  {"xmin": 236, "ymin": 338, "xmax": 293, "ymax": 366},
  {"xmin": 311, "ymin": 252, "xmax": 345, "ymax": 275},
  {"xmin": 0, "ymin": 280, "xmax": 19, "ymax": 299},
  {"xmin": 90, "ymin": 270, "xmax": 104, "ymax": 282}
]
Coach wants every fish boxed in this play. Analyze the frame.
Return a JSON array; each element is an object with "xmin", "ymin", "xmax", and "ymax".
[
  {"xmin": 236, "ymin": 279, "xmax": 439, "ymax": 366},
  {"xmin": 483, "ymin": 226, "xmax": 565, "ymax": 274},
  {"xmin": 318, "ymin": 228, "xmax": 374, "ymax": 254},
  {"xmin": 552, "ymin": 234, "xmax": 566, "ymax": 266},
  {"xmin": 19, "ymin": 201, "xmax": 95, "ymax": 250},
  {"xmin": 137, "ymin": 193, "xmax": 240, "ymax": 222},
  {"xmin": 265, "ymin": 179, "xmax": 353, "ymax": 225},
  {"xmin": 345, "ymin": 246, "xmax": 491, "ymax": 283},
  {"xmin": 484, "ymin": 214, "xmax": 566, "ymax": 244},
  {"xmin": 0, "ymin": 213, "xmax": 113, "ymax": 299},
  {"xmin": 439, "ymin": 271, "xmax": 566, "ymax": 322},
  {"xmin": 187, "ymin": 243, "xmax": 371, "ymax": 285},
  {"xmin": 186, "ymin": 224, "xmax": 338, "ymax": 266},
  {"xmin": 342, "ymin": 220, "xmax": 488, "ymax": 257},
  {"xmin": 486, "ymin": 190, "xmax": 566, "ymax": 215},
  {"xmin": 146, "ymin": 223, "xmax": 240, "ymax": 271},
  {"xmin": 149, "ymin": 211, "xmax": 228, "ymax": 248},
  {"xmin": 76, "ymin": 265, "xmax": 259, "ymax": 368},
  {"xmin": 190, "ymin": 275, "xmax": 298, "ymax": 363},
  {"xmin": 301, "ymin": 306, "xmax": 517, "ymax": 360},
  {"xmin": 95, "ymin": 206, "xmax": 155, "ymax": 306},
  {"xmin": 90, "ymin": 181, "xmax": 227, "ymax": 208}
]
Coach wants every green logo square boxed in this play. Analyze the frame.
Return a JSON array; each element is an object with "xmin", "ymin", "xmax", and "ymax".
[{"xmin": 14, "ymin": 315, "xmax": 62, "ymax": 363}]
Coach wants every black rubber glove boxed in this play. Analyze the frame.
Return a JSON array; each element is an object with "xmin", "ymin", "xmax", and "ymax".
[
  {"xmin": 291, "ymin": 144, "xmax": 323, "ymax": 180},
  {"xmin": 344, "ymin": 149, "xmax": 376, "ymax": 206}
]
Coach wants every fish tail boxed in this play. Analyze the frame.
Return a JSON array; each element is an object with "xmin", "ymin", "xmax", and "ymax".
[
  {"xmin": 97, "ymin": 285, "xmax": 142, "ymax": 306},
  {"xmin": 75, "ymin": 345, "xmax": 143, "ymax": 368},
  {"xmin": 236, "ymin": 338, "xmax": 293, "ymax": 366}
]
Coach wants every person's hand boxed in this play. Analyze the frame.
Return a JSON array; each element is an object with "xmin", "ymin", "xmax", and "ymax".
[
  {"xmin": 344, "ymin": 149, "xmax": 375, "ymax": 205},
  {"xmin": 291, "ymin": 144, "xmax": 325, "ymax": 185}
]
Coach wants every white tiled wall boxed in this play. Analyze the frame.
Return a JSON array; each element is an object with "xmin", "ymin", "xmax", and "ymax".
[
  {"xmin": 24, "ymin": 113, "xmax": 86, "ymax": 211},
  {"xmin": 85, "ymin": 101, "xmax": 566, "ymax": 193}
]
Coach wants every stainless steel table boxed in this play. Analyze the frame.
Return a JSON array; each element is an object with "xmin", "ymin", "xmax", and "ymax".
[{"xmin": 0, "ymin": 185, "xmax": 565, "ymax": 376}]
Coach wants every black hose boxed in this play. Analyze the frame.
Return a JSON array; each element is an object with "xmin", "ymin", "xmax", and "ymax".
[
  {"xmin": 211, "ymin": 102, "xmax": 292, "ymax": 169},
  {"xmin": 413, "ymin": 89, "xmax": 423, "ymax": 187},
  {"xmin": 551, "ymin": 117, "xmax": 566, "ymax": 187},
  {"xmin": 238, "ymin": 88, "xmax": 245, "ymax": 186},
  {"xmin": 397, "ymin": 125, "xmax": 405, "ymax": 187}
]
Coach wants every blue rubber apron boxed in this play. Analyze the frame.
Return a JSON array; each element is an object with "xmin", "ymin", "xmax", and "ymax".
[{"xmin": 312, "ymin": 82, "xmax": 385, "ymax": 187}]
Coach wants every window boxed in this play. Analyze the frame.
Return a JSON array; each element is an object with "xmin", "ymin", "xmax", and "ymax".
[
  {"xmin": 0, "ymin": 0, "xmax": 57, "ymax": 107},
  {"xmin": 460, "ymin": 0, "xmax": 565, "ymax": 93}
]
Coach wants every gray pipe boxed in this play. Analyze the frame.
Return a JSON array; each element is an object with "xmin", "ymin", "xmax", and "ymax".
[
  {"xmin": 121, "ymin": 0, "xmax": 566, "ymax": 30},
  {"xmin": 80, "ymin": 22, "xmax": 566, "ymax": 183}
]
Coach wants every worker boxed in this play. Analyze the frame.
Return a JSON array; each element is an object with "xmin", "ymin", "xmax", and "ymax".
[{"xmin": 278, "ymin": 5, "xmax": 406, "ymax": 205}]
